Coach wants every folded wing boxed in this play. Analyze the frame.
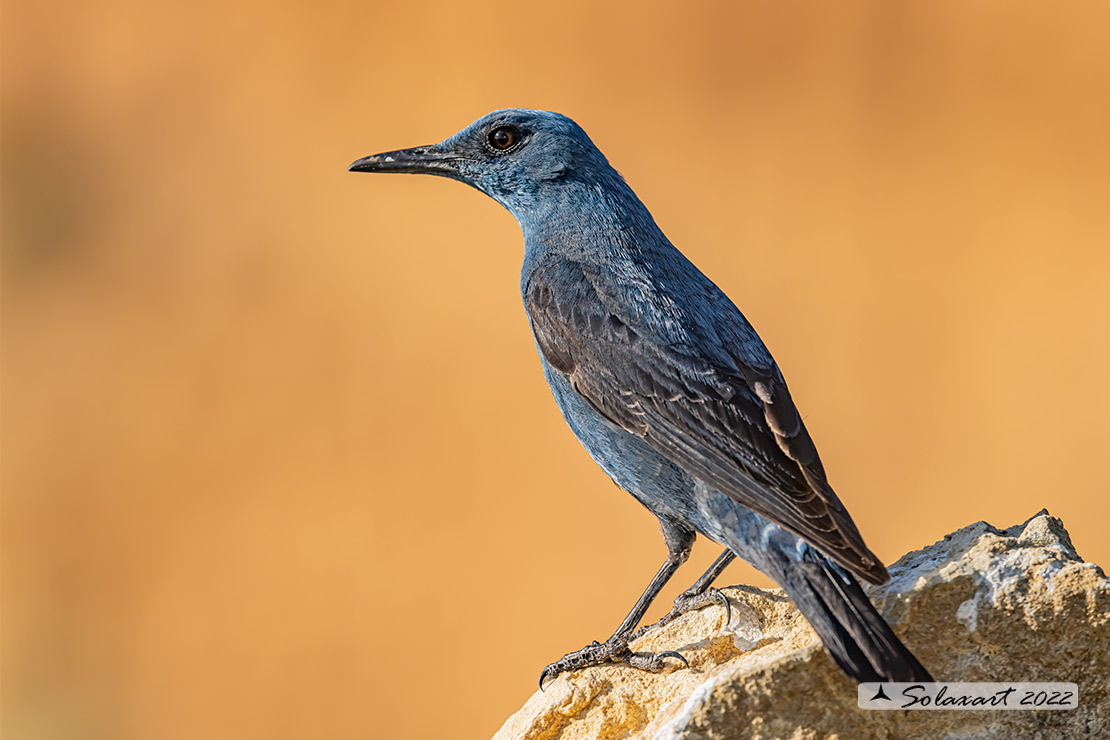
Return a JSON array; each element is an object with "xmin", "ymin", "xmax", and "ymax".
[{"xmin": 525, "ymin": 257, "xmax": 888, "ymax": 584}]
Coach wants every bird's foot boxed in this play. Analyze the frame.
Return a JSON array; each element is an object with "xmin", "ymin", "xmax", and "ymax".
[
  {"xmin": 673, "ymin": 586, "xmax": 732, "ymax": 624},
  {"xmin": 629, "ymin": 587, "xmax": 731, "ymax": 642},
  {"xmin": 538, "ymin": 634, "xmax": 687, "ymax": 690}
]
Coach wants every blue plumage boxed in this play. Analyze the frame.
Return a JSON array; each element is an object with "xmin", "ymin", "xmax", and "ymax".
[{"xmin": 350, "ymin": 109, "xmax": 931, "ymax": 685}]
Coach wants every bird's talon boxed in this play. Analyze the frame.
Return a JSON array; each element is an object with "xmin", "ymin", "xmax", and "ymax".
[
  {"xmin": 657, "ymin": 649, "xmax": 689, "ymax": 668},
  {"xmin": 714, "ymin": 589, "xmax": 732, "ymax": 626}
]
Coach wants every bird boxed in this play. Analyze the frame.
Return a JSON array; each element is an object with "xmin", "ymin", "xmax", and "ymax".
[{"xmin": 349, "ymin": 109, "xmax": 932, "ymax": 687}]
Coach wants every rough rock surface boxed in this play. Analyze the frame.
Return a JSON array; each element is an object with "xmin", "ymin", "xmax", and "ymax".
[{"xmin": 493, "ymin": 511, "xmax": 1108, "ymax": 740}]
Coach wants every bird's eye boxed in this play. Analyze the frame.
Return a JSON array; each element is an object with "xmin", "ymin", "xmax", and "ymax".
[{"xmin": 487, "ymin": 125, "xmax": 521, "ymax": 151}]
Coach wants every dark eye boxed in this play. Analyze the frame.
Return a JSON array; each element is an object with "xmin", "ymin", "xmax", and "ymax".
[{"xmin": 487, "ymin": 125, "xmax": 521, "ymax": 151}]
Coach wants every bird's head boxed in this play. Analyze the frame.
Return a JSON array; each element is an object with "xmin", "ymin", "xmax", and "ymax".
[{"xmin": 349, "ymin": 109, "xmax": 621, "ymax": 220}]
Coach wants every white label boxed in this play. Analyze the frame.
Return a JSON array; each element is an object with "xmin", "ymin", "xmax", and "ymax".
[{"xmin": 857, "ymin": 683, "xmax": 1078, "ymax": 710}]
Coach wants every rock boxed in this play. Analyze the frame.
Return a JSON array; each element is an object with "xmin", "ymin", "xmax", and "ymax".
[{"xmin": 492, "ymin": 511, "xmax": 1109, "ymax": 740}]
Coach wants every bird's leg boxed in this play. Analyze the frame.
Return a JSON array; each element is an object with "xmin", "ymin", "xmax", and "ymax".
[
  {"xmin": 538, "ymin": 523, "xmax": 694, "ymax": 689},
  {"xmin": 672, "ymin": 547, "xmax": 735, "ymax": 614},
  {"xmin": 629, "ymin": 548, "xmax": 736, "ymax": 641}
]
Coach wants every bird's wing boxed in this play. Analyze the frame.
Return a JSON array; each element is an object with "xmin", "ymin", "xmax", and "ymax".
[{"xmin": 525, "ymin": 257, "xmax": 888, "ymax": 584}]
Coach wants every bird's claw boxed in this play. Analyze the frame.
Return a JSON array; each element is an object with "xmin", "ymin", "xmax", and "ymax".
[
  {"xmin": 657, "ymin": 650, "xmax": 689, "ymax": 668},
  {"xmin": 672, "ymin": 586, "xmax": 731, "ymax": 625},
  {"xmin": 628, "ymin": 587, "xmax": 733, "ymax": 642},
  {"xmin": 538, "ymin": 635, "xmax": 687, "ymax": 690},
  {"xmin": 712, "ymin": 588, "xmax": 732, "ymax": 626}
]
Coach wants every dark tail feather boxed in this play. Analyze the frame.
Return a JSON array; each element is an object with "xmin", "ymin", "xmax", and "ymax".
[{"xmin": 790, "ymin": 553, "xmax": 933, "ymax": 683}]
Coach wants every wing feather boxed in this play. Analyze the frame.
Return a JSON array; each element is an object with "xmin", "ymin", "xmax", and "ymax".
[{"xmin": 526, "ymin": 258, "xmax": 888, "ymax": 584}]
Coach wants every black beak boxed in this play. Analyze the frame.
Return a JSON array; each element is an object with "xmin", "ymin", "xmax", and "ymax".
[{"xmin": 348, "ymin": 146, "xmax": 460, "ymax": 176}]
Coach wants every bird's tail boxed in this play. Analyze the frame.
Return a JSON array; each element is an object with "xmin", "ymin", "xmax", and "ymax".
[
  {"xmin": 783, "ymin": 551, "xmax": 932, "ymax": 682},
  {"xmin": 729, "ymin": 532, "xmax": 933, "ymax": 683}
]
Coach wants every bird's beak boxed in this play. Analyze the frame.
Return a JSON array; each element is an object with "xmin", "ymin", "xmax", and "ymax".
[{"xmin": 348, "ymin": 146, "xmax": 461, "ymax": 177}]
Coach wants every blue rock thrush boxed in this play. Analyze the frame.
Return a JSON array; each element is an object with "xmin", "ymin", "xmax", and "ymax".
[{"xmin": 349, "ymin": 109, "xmax": 932, "ymax": 687}]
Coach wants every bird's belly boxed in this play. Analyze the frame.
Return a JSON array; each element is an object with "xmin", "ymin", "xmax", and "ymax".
[
  {"xmin": 538, "ymin": 356, "xmax": 712, "ymax": 528},
  {"xmin": 537, "ymin": 354, "xmax": 795, "ymax": 560}
]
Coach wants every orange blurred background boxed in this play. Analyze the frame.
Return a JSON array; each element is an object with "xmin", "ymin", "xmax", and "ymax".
[{"xmin": 4, "ymin": 1, "xmax": 1109, "ymax": 738}]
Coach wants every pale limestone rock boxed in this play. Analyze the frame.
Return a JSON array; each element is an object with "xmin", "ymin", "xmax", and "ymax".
[{"xmin": 493, "ymin": 510, "xmax": 1109, "ymax": 740}]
